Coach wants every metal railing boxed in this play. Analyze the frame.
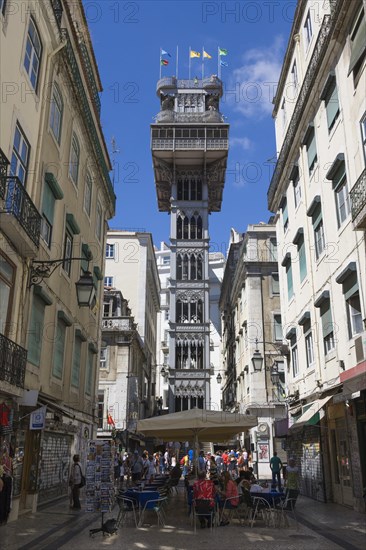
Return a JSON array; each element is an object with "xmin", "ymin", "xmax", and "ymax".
[
  {"xmin": 4, "ymin": 177, "xmax": 41, "ymax": 247},
  {"xmin": 101, "ymin": 317, "xmax": 134, "ymax": 331},
  {"xmin": 350, "ymin": 168, "xmax": 366, "ymax": 222},
  {"xmin": 152, "ymin": 138, "xmax": 228, "ymax": 150},
  {"xmin": 0, "ymin": 149, "xmax": 9, "ymax": 200},
  {"xmin": 79, "ymin": 41, "xmax": 101, "ymax": 115},
  {"xmin": 50, "ymin": 0, "xmax": 63, "ymax": 28},
  {"xmin": 0, "ymin": 333, "xmax": 27, "ymax": 388}
]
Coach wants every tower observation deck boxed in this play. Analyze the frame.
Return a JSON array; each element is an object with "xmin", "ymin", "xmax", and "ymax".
[{"xmin": 151, "ymin": 76, "xmax": 229, "ymax": 412}]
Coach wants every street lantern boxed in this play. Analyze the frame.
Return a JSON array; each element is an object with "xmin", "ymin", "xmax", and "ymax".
[
  {"xmin": 270, "ymin": 364, "xmax": 280, "ymax": 385},
  {"xmin": 251, "ymin": 348, "xmax": 263, "ymax": 371},
  {"xmin": 75, "ymin": 270, "xmax": 96, "ymax": 307},
  {"xmin": 216, "ymin": 372, "xmax": 222, "ymax": 384}
]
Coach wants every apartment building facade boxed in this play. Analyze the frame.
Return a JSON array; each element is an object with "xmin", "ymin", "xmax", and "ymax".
[
  {"xmin": 268, "ymin": 0, "xmax": 366, "ymax": 511},
  {"xmin": 0, "ymin": 0, "xmax": 115, "ymax": 518}
]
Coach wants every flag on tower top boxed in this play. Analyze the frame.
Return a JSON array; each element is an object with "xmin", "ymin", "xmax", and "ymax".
[
  {"xmin": 161, "ymin": 49, "xmax": 171, "ymax": 57},
  {"xmin": 203, "ymin": 50, "xmax": 212, "ymax": 59},
  {"xmin": 190, "ymin": 50, "xmax": 201, "ymax": 58},
  {"xmin": 219, "ymin": 47, "xmax": 228, "ymax": 56},
  {"xmin": 220, "ymin": 59, "xmax": 228, "ymax": 67},
  {"xmin": 161, "ymin": 59, "xmax": 169, "ymax": 66}
]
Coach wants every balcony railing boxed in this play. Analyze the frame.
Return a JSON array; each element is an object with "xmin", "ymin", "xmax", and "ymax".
[
  {"xmin": 0, "ymin": 149, "xmax": 9, "ymax": 200},
  {"xmin": 50, "ymin": 0, "xmax": 63, "ymax": 28},
  {"xmin": 3, "ymin": 177, "xmax": 41, "ymax": 247},
  {"xmin": 0, "ymin": 333, "xmax": 27, "ymax": 388},
  {"xmin": 350, "ymin": 168, "xmax": 366, "ymax": 224},
  {"xmin": 152, "ymin": 138, "xmax": 228, "ymax": 150},
  {"xmin": 267, "ymin": 0, "xmax": 343, "ymax": 209},
  {"xmin": 101, "ymin": 317, "xmax": 134, "ymax": 331}
]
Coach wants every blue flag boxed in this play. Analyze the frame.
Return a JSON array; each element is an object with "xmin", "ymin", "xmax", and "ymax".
[
  {"xmin": 161, "ymin": 49, "xmax": 171, "ymax": 57},
  {"xmin": 220, "ymin": 60, "xmax": 228, "ymax": 67}
]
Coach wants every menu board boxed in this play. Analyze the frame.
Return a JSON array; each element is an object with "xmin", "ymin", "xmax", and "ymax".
[{"xmin": 85, "ymin": 439, "xmax": 114, "ymax": 513}]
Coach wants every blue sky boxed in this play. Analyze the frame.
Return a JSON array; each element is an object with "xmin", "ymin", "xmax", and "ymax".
[{"xmin": 85, "ymin": 0, "xmax": 295, "ymax": 253}]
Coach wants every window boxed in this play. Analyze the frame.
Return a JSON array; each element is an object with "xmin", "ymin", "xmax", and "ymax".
[
  {"xmin": 290, "ymin": 335, "xmax": 299, "ymax": 377},
  {"xmin": 63, "ymin": 230, "xmax": 73, "ymax": 276},
  {"xmin": 71, "ymin": 335, "xmax": 82, "ymax": 388},
  {"xmin": 291, "ymin": 60, "xmax": 298, "ymax": 92},
  {"xmin": 53, "ymin": 318, "xmax": 67, "ymax": 379},
  {"xmin": 163, "ymin": 256, "xmax": 170, "ymax": 265},
  {"xmin": 100, "ymin": 347, "xmax": 108, "ymax": 369},
  {"xmin": 23, "ymin": 17, "xmax": 42, "ymax": 90},
  {"xmin": 1, "ymin": 0, "xmax": 7, "ymax": 16},
  {"xmin": 308, "ymin": 199, "xmax": 325, "ymax": 260},
  {"xmin": 84, "ymin": 171, "xmax": 92, "ymax": 216},
  {"xmin": 282, "ymin": 199, "xmax": 289, "ymax": 232},
  {"xmin": 282, "ymin": 254, "xmax": 293, "ymax": 300},
  {"xmin": 281, "ymin": 98, "xmax": 287, "ymax": 129},
  {"xmin": 106, "ymin": 243, "xmax": 114, "ymax": 258},
  {"xmin": 337, "ymin": 267, "xmax": 363, "ymax": 338},
  {"xmin": 98, "ymin": 392, "xmax": 104, "ymax": 429},
  {"xmin": 273, "ymin": 314, "xmax": 282, "ymax": 341},
  {"xmin": 303, "ymin": 10, "xmax": 313, "ymax": 50},
  {"xmin": 291, "ymin": 166, "xmax": 301, "ymax": 208},
  {"xmin": 303, "ymin": 125, "xmax": 317, "ymax": 176},
  {"xmin": 321, "ymin": 74, "xmax": 340, "ymax": 132},
  {"xmin": 86, "ymin": 351, "xmax": 94, "ymax": 395},
  {"xmin": 304, "ymin": 324, "xmax": 315, "ymax": 368},
  {"xmin": 104, "ymin": 276, "xmax": 113, "ymax": 287},
  {"xmin": 269, "ymin": 238, "xmax": 277, "ymax": 261},
  {"xmin": 28, "ymin": 294, "xmax": 46, "ymax": 366},
  {"xmin": 294, "ymin": 230, "xmax": 307, "ymax": 282},
  {"xmin": 49, "ymin": 83, "xmax": 63, "ymax": 143},
  {"xmin": 95, "ymin": 201, "xmax": 102, "ymax": 240},
  {"xmin": 271, "ymin": 273, "xmax": 280, "ymax": 295},
  {"xmin": 10, "ymin": 123, "xmax": 30, "ymax": 185},
  {"xmin": 348, "ymin": 8, "xmax": 366, "ymax": 84},
  {"xmin": 327, "ymin": 158, "xmax": 350, "ymax": 228},
  {"xmin": 361, "ymin": 114, "xmax": 366, "ymax": 164},
  {"xmin": 40, "ymin": 175, "xmax": 63, "ymax": 248},
  {"xmin": 0, "ymin": 252, "xmax": 15, "ymax": 336},
  {"xmin": 319, "ymin": 299, "xmax": 335, "ymax": 355},
  {"xmin": 69, "ymin": 134, "xmax": 80, "ymax": 185}
]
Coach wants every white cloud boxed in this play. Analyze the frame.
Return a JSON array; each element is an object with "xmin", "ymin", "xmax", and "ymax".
[
  {"xmin": 230, "ymin": 136, "xmax": 252, "ymax": 151},
  {"xmin": 226, "ymin": 36, "xmax": 285, "ymax": 119}
]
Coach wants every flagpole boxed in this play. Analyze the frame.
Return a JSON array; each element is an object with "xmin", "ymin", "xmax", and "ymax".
[
  {"xmin": 218, "ymin": 47, "xmax": 221, "ymax": 80},
  {"xmin": 176, "ymin": 45, "xmax": 179, "ymax": 78},
  {"xmin": 189, "ymin": 46, "xmax": 191, "ymax": 80},
  {"xmin": 159, "ymin": 47, "xmax": 162, "ymax": 79},
  {"xmin": 202, "ymin": 46, "xmax": 204, "ymax": 79}
]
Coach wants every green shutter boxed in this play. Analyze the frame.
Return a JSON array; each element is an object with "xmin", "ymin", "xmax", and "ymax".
[
  {"xmin": 326, "ymin": 84, "xmax": 339, "ymax": 129},
  {"xmin": 332, "ymin": 162, "xmax": 346, "ymax": 190},
  {"xmin": 282, "ymin": 201, "xmax": 288, "ymax": 225},
  {"xmin": 307, "ymin": 131, "xmax": 317, "ymax": 169},
  {"xmin": 287, "ymin": 262, "xmax": 293, "ymax": 299},
  {"xmin": 86, "ymin": 351, "xmax": 94, "ymax": 395},
  {"xmin": 299, "ymin": 238, "xmax": 307, "ymax": 281},
  {"xmin": 28, "ymin": 295, "xmax": 45, "ymax": 366},
  {"xmin": 312, "ymin": 203, "xmax": 322, "ymax": 229},
  {"xmin": 321, "ymin": 302, "xmax": 333, "ymax": 337},
  {"xmin": 343, "ymin": 271, "xmax": 359, "ymax": 301},
  {"xmin": 53, "ymin": 320, "xmax": 67, "ymax": 379},
  {"xmin": 348, "ymin": 10, "xmax": 366, "ymax": 76},
  {"xmin": 42, "ymin": 182, "xmax": 55, "ymax": 223},
  {"xmin": 71, "ymin": 336, "xmax": 82, "ymax": 387}
]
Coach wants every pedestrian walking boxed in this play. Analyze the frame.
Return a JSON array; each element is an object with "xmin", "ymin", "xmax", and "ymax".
[
  {"xmin": 69, "ymin": 454, "xmax": 82, "ymax": 510},
  {"xmin": 270, "ymin": 451, "xmax": 283, "ymax": 491},
  {"xmin": 131, "ymin": 450, "xmax": 144, "ymax": 483}
]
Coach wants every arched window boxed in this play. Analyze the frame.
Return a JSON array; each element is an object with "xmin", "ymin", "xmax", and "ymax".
[
  {"xmin": 182, "ymin": 254, "xmax": 189, "ymax": 279},
  {"xmin": 177, "ymin": 253, "xmax": 182, "ymax": 279},
  {"xmin": 197, "ymin": 254, "xmax": 203, "ymax": 280},
  {"xmin": 190, "ymin": 254, "xmax": 197, "ymax": 279},
  {"xmin": 24, "ymin": 17, "xmax": 42, "ymax": 90},
  {"xmin": 197, "ymin": 216, "xmax": 203, "ymax": 238},
  {"xmin": 49, "ymin": 82, "xmax": 63, "ymax": 143},
  {"xmin": 183, "ymin": 216, "xmax": 189, "ymax": 239},
  {"xmin": 69, "ymin": 133, "xmax": 80, "ymax": 184},
  {"xmin": 190, "ymin": 215, "xmax": 197, "ymax": 239}
]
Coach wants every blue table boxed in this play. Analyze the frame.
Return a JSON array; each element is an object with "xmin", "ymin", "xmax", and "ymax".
[
  {"xmin": 250, "ymin": 491, "xmax": 284, "ymax": 506},
  {"xmin": 124, "ymin": 489, "xmax": 160, "ymax": 509}
]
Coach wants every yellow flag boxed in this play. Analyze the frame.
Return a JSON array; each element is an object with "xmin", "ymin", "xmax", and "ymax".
[
  {"xmin": 203, "ymin": 50, "xmax": 212, "ymax": 59},
  {"xmin": 190, "ymin": 50, "xmax": 201, "ymax": 58}
]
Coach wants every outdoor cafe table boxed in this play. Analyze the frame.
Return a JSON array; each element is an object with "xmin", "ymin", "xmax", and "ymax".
[
  {"xmin": 249, "ymin": 488, "xmax": 285, "ymax": 507},
  {"xmin": 124, "ymin": 489, "xmax": 160, "ymax": 511}
]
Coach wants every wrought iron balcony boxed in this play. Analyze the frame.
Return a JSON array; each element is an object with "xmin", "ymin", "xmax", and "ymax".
[
  {"xmin": 0, "ymin": 149, "xmax": 9, "ymax": 199},
  {"xmin": 101, "ymin": 317, "xmax": 134, "ymax": 331},
  {"xmin": 0, "ymin": 333, "xmax": 27, "ymax": 389},
  {"xmin": 50, "ymin": 0, "xmax": 63, "ymax": 28},
  {"xmin": 1, "ymin": 176, "xmax": 41, "ymax": 250},
  {"xmin": 350, "ymin": 168, "xmax": 366, "ymax": 229},
  {"xmin": 79, "ymin": 41, "xmax": 101, "ymax": 115}
]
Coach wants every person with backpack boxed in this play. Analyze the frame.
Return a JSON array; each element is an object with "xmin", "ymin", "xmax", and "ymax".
[{"xmin": 69, "ymin": 454, "xmax": 84, "ymax": 510}]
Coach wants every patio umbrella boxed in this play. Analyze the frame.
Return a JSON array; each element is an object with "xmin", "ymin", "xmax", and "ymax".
[{"xmin": 136, "ymin": 408, "xmax": 258, "ymax": 458}]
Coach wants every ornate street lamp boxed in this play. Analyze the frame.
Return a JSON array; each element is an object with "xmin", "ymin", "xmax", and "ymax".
[
  {"xmin": 216, "ymin": 372, "xmax": 222, "ymax": 384},
  {"xmin": 251, "ymin": 343, "xmax": 264, "ymax": 372}
]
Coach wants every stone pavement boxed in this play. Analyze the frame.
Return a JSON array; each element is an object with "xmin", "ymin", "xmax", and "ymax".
[{"xmin": 1, "ymin": 486, "xmax": 365, "ymax": 550}]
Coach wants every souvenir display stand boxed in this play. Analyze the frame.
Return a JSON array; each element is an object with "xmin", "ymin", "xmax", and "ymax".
[{"xmin": 85, "ymin": 440, "xmax": 117, "ymax": 537}]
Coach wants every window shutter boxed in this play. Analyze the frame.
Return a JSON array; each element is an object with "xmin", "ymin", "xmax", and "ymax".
[
  {"xmin": 42, "ymin": 182, "xmax": 55, "ymax": 223},
  {"xmin": 307, "ymin": 131, "xmax": 317, "ymax": 168},
  {"xmin": 299, "ymin": 238, "xmax": 307, "ymax": 281},
  {"xmin": 326, "ymin": 84, "xmax": 339, "ymax": 129},
  {"xmin": 286, "ymin": 262, "xmax": 293, "ymax": 299},
  {"xmin": 282, "ymin": 201, "xmax": 288, "ymax": 225},
  {"xmin": 343, "ymin": 271, "xmax": 359, "ymax": 301},
  {"xmin": 53, "ymin": 320, "xmax": 67, "ymax": 379},
  {"xmin": 320, "ymin": 302, "xmax": 333, "ymax": 337},
  {"xmin": 71, "ymin": 336, "xmax": 82, "ymax": 387},
  {"xmin": 348, "ymin": 10, "xmax": 366, "ymax": 76},
  {"xmin": 28, "ymin": 295, "xmax": 45, "ymax": 366},
  {"xmin": 312, "ymin": 203, "xmax": 322, "ymax": 229}
]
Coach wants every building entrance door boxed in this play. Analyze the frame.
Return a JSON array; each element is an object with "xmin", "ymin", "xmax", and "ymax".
[{"xmin": 335, "ymin": 418, "xmax": 353, "ymax": 507}]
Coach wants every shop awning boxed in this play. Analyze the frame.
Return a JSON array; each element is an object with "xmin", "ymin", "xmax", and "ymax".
[{"xmin": 289, "ymin": 395, "xmax": 333, "ymax": 431}]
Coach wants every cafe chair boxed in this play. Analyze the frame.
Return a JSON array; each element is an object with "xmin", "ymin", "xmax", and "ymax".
[
  {"xmin": 138, "ymin": 496, "xmax": 168, "ymax": 527},
  {"xmin": 219, "ymin": 496, "xmax": 242, "ymax": 525},
  {"xmin": 250, "ymin": 496, "xmax": 273, "ymax": 528},
  {"xmin": 116, "ymin": 495, "xmax": 138, "ymax": 528},
  {"xmin": 192, "ymin": 498, "xmax": 217, "ymax": 532}
]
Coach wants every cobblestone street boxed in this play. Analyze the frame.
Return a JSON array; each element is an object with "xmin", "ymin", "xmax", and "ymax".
[{"xmin": 1, "ymin": 486, "xmax": 365, "ymax": 550}]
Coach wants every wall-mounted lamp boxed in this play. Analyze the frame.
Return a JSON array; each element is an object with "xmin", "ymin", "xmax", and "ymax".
[{"xmin": 216, "ymin": 373, "xmax": 222, "ymax": 384}]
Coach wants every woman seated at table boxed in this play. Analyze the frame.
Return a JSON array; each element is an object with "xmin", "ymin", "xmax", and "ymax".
[
  {"xmin": 218, "ymin": 472, "xmax": 239, "ymax": 525},
  {"xmin": 193, "ymin": 471, "xmax": 217, "ymax": 528},
  {"xmin": 236, "ymin": 470, "xmax": 252, "ymax": 493}
]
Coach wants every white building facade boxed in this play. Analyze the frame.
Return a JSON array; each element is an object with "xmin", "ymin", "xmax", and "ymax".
[{"xmin": 268, "ymin": 0, "xmax": 366, "ymax": 511}]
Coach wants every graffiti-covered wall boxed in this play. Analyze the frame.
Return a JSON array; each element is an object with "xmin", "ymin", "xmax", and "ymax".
[{"xmin": 38, "ymin": 432, "xmax": 72, "ymax": 503}]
